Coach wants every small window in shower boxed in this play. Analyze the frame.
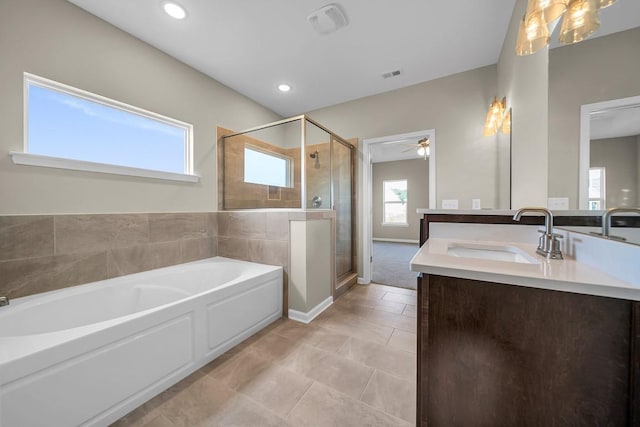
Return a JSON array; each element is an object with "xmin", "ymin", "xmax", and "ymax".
[{"xmin": 244, "ymin": 146, "xmax": 292, "ymax": 188}]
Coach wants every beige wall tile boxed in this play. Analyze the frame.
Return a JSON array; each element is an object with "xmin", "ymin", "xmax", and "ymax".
[
  {"xmin": 217, "ymin": 236, "xmax": 249, "ymax": 261},
  {"xmin": 208, "ymin": 212, "xmax": 218, "ymax": 237},
  {"xmin": 247, "ymin": 239, "xmax": 288, "ymax": 267},
  {"xmin": 148, "ymin": 213, "xmax": 211, "ymax": 242},
  {"xmin": 218, "ymin": 212, "xmax": 267, "ymax": 239},
  {"xmin": 181, "ymin": 237, "xmax": 217, "ymax": 263},
  {"xmin": 0, "ymin": 216, "xmax": 54, "ymax": 261},
  {"xmin": 55, "ymin": 214, "xmax": 149, "ymax": 255},
  {"xmin": 107, "ymin": 241, "xmax": 181, "ymax": 278},
  {"xmin": 265, "ymin": 212, "xmax": 289, "ymax": 241},
  {"xmin": 0, "ymin": 251, "xmax": 107, "ymax": 299}
]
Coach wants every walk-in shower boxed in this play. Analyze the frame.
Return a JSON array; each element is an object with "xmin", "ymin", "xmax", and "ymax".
[{"xmin": 219, "ymin": 115, "xmax": 356, "ymax": 285}]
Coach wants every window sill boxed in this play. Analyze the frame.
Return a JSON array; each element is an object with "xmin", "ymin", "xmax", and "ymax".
[
  {"xmin": 10, "ymin": 152, "xmax": 200, "ymax": 183},
  {"xmin": 382, "ymin": 222, "xmax": 409, "ymax": 227}
]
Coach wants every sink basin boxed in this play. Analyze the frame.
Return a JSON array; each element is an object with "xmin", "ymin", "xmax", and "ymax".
[{"xmin": 447, "ymin": 243, "xmax": 539, "ymax": 264}]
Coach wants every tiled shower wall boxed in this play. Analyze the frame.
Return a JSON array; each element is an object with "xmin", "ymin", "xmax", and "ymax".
[{"xmin": 0, "ymin": 211, "xmax": 294, "ymax": 313}]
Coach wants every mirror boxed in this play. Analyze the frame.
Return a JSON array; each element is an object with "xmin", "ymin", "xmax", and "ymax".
[
  {"xmin": 545, "ymin": 2, "xmax": 640, "ymax": 244},
  {"xmin": 579, "ymin": 97, "xmax": 640, "ymax": 210}
]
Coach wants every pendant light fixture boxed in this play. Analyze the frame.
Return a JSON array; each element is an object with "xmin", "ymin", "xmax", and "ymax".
[
  {"xmin": 559, "ymin": 0, "xmax": 600, "ymax": 44},
  {"xmin": 526, "ymin": 0, "xmax": 567, "ymax": 22},
  {"xmin": 515, "ymin": 11, "xmax": 550, "ymax": 55},
  {"xmin": 516, "ymin": 0, "xmax": 615, "ymax": 55},
  {"xmin": 595, "ymin": 0, "xmax": 617, "ymax": 9}
]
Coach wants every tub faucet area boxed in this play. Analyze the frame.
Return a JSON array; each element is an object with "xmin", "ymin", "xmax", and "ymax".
[
  {"xmin": 513, "ymin": 207, "xmax": 563, "ymax": 260},
  {"xmin": 0, "ymin": 296, "xmax": 9, "ymax": 307}
]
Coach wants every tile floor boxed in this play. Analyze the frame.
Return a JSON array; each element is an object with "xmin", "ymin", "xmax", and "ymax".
[{"xmin": 112, "ymin": 283, "xmax": 417, "ymax": 427}]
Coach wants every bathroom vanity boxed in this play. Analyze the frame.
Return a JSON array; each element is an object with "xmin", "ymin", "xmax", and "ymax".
[{"xmin": 411, "ymin": 210, "xmax": 640, "ymax": 426}]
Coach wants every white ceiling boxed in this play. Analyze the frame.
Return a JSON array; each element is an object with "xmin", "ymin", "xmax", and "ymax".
[
  {"xmin": 591, "ymin": 105, "xmax": 640, "ymax": 140},
  {"xmin": 370, "ymin": 138, "xmax": 428, "ymax": 164},
  {"xmin": 67, "ymin": 0, "xmax": 516, "ymax": 117},
  {"xmin": 66, "ymin": 0, "xmax": 639, "ymax": 119}
]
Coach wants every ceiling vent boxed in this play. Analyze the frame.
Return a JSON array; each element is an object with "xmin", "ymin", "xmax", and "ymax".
[
  {"xmin": 382, "ymin": 70, "xmax": 402, "ymax": 79},
  {"xmin": 308, "ymin": 4, "xmax": 348, "ymax": 35}
]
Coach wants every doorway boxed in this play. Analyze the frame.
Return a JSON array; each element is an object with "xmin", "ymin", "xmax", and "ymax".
[{"xmin": 361, "ymin": 130, "xmax": 436, "ymax": 286}]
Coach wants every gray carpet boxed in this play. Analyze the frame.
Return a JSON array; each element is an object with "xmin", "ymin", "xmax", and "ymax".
[{"xmin": 371, "ymin": 241, "xmax": 420, "ymax": 289}]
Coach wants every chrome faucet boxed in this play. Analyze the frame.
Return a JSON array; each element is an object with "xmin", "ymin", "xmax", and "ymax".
[
  {"xmin": 0, "ymin": 296, "xmax": 9, "ymax": 307},
  {"xmin": 513, "ymin": 207, "xmax": 563, "ymax": 260},
  {"xmin": 602, "ymin": 207, "xmax": 640, "ymax": 238}
]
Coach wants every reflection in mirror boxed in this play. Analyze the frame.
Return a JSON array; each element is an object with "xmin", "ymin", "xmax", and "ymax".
[{"xmin": 579, "ymin": 96, "xmax": 640, "ymax": 210}]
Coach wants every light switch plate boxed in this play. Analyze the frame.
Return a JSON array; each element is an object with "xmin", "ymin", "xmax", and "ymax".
[
  {"xmin": 442, "ymin": 199, "xmax": 459, "ymax": 209},
  {"xmin": 472, "ymin": 199, "xmax": 481, "ymax": 210},
  {"xmin": 548, "ymin": 197, "xmax": 569, "ymax": 210}
]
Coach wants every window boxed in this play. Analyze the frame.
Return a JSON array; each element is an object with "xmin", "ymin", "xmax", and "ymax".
[
  {"xmin": 383, "ymin": 179, "xmax": 408, "ymax": 225},
  {"xmin": 244, "ymin": 146, "xmax": 292, "ymax": 188},
  {"xmin": 16, "ymin": 73, "xmax": 195, "ymax": 181},
  {"xmin": 588, "ymin": 167, "xmax": 606, "ymax": 210}
]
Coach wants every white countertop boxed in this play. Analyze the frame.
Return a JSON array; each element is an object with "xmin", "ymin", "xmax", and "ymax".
[
  {"xmin": 416, "ymin": 209, "xmax": 603, "ymax": 216},
  {"xmin": 410, "ymin": 223, "xmax": 640, "ymax": 301}
]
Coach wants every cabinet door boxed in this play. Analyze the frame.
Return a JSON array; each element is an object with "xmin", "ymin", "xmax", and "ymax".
[{"xmin": 418, "ymin": 274, "xmax": 635, "ymax": 426}]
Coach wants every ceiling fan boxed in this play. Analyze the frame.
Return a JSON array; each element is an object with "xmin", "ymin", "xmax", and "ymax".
[
  {"xmin": 398, "ymin": 137, "xmax": 430, "ymax": 159},
  {"xmin": 380, "ymin": 136, "xmax": 430, "ymax": 160}
]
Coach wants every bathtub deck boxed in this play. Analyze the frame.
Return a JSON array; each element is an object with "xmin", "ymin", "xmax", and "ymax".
[{"xmin": 111, "ymin": 283, "xmax": 417, "ymax": 427}]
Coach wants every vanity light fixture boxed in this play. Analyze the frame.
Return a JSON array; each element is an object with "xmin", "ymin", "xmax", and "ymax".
[
  {"xmin": 278, "ymin": 84, "xmax": 291, "ymax": 92},
  {"xmin": 516, "ymin": 0, "xmax": 615, "ymax": 55},
  {"xmin": 162, "ymin": 1, "xmax": 187, "ymax": 19},
  {"xmin": 483, "ymin": 97, "xmax": 506, "ymax": 137}
]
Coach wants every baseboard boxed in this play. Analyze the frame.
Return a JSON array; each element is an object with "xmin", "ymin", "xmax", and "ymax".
[
  {"xmin": 372, "ymin": 238, "xmax": 419, "ymax": 244},
  {"xmin": 288, "ymin": 296, "xmax": 333, "ymax": 324},
  {"xmin": 357, "ymin": 277, "xmax": 369, "ymax": 284}
]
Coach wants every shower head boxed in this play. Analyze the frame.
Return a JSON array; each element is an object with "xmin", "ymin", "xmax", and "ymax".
[{"xmin": 309, "ymin": 150, "xmax": 320, "ymax": 168}]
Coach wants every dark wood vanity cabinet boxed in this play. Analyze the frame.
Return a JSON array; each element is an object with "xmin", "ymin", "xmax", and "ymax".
[
  {"xmin": 415, "ymin": 213, "xmax": 640, "ymax": 426},
  {"xmin": 417, "ymin": 274, "xmax": 639, "ymax": 426}
]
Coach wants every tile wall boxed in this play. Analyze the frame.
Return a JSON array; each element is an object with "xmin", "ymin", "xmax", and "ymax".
[
  {"xmin": 217, "ymin": 211, "xmax": 291, "ymax": 314},
  {"xmin": 0, "ymin": 212, "xmax": 293, "ymax": 313},
  {"xmin": 0, "ymin": 213, "xmax": 217, "ymax": 299}
]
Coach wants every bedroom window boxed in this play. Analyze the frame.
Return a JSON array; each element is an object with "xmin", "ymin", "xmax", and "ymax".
[
  {"xmin": 14, "ymin": 73, "xmax": 196, "ymax": 182},
  {"xmin": 383, "ymin": 179, "xmax": 408, "ymax": 225}
]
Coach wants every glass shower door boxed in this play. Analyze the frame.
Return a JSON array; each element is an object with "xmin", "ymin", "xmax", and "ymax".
[{"xmin": 332, "ymin": 137, "xmax": 354, "ymax": 280}]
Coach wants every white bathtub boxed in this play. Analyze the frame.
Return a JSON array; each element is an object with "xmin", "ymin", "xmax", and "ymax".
[{"xmin": 0, "ymin": 257, "xmax": 282, "ymax": 427}]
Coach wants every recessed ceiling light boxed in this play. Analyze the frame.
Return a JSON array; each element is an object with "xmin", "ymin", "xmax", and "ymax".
[
  {"xmin": 163, "ymin": 1, "xmax": 187, "ymax": 19},
  {"xmin": 278, "ymin": 84, "xmax": 291, "ymax": 92}
]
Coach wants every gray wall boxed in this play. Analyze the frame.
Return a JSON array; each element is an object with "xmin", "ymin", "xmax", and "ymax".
[
  {"xmin": 372, "ymin": 159, "xmax": 428, "ymax": 241},
  {"xmin": 548, "ymin": 27, "xmax": 640, "ymax": 208},
  {"xmin": 0, "ymin": 0, "xmax": 280, "ymax": 215},
  {"xmin": 307, "ymin": 65, "xmax": 497, "ymax": 275},
  {"xmin": 590, "ymin": 136, "xmax": 639, "ymax": 208}
]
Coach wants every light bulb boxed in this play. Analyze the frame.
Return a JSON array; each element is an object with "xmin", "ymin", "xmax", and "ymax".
[{"xmin": 163, "ymin": 2, "xmax": 186, "ymax": 19}]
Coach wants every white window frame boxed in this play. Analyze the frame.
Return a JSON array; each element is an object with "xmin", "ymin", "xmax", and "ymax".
[
  {"xmin": 382, "ymin": 179, "xmax": 409, "ymax": 226},
  {"xmin": 10, "ymin": 72, "xmax": 198, "ymax": 183},
  {"xmin": 588, "ymin": 166, "xmax": 606, "ymax": 210},
  {"xmin": 243, "ymin": 144, "xmax": 293, "ymax": 188}
]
